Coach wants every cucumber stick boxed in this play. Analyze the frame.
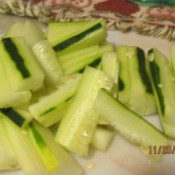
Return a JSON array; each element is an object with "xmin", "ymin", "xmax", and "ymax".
[
  {"xmin": 4, "ymin": 22, "xmax": 24, "ymax": 38},
  {"xmin": 101, "ymin": 51, "xmax": 119, "ymax": 97},
  {"xmin": 116, "ymin": 46, "xmax": 156, "ymax": 116},
  {"xmin": 101, "ymin": 51, "xmax": 119, "ymax": 83},
  {"xmin": 30, "ymin": 121, "xmax": 82, "ymax": 175},
  {"xmin": 32, "ymin": 40, "xmax": 63, "ymax": 85},
  {"xmin": 0, "ymin": 91, "xmax": 31, "ymax": 108},
  {"xmin": 48, "ymin": 19, "xmax": 106, "ymax": 55},
  {"xmin": 2, "ymin": 115, "xmax": 49, "ymax": 175},
  {"xmin": 28, "ymin": 122, "xmax": 60, "ymax": 172},
  {"xmin": 4, "ymin": 21, "xmax": 45, "ymax": 47},
  {"xmin": 148, "ymin": 48, "xmax": 175, "ymax": 138},
  {"xmin": 59, "ymin": 44, "xmax": 113, "ymax": 74},
  {"xmin": 0, "ymin": 37, "xmax": 44, "ymax": 91},
  {"xmin": 2, "ymin": 114, "xmax": 82, "ymax": 175},
  {"xmin": 95, "ymin": 89, "xmax": 168, "ymax": 152},
  {"xmin": 55, "ymin": 67, "xmax": 113, "ymax": 156},
  {"xmin": 0, "ymin": 59, "xmax": 32, "ymax": 108},
  {"xmin": 29, "ymin": 74, "xmax": 81, "ymax": 127},
  {"xmin": 24, "ymin": 21, "xmax": 45, "ymax": 47},
  {"xmin": 0, "ymin": 116, "xmax": 19, "ymax": 171}
]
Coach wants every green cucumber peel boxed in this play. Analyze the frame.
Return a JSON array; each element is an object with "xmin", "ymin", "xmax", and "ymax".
[
  {"xmin": 117, "ymin": 46, "xmax": 156, "ymax": 115},
  {"xmin": 2, "ymin": 38, "xmax": 30, "ymax": 78},
  {"xmin": 148, "ymin": 48, "xmax": 175, "ymax": 138}
]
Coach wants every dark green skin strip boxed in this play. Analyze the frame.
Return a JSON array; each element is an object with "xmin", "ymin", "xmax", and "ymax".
[
  {"xmin": 40, "ymin": 107, "xmax": 56, "ymax": 116},
  {"xmin": 30, "ymin": 123, "xmax": 46, "ymax": 149},
  {"xmin": 53, "ymin": 23, "xmax": 102, "ymax": 52},
  {"xmin": 149, "ymin": 53, "xmax": 165, "ymax": 115},
  {"xmin": 40, "ymin": 95, "xmax": 74, "ymax": 116},
  {"xmin": 118, "ymin": 77, "xmax": 125, "ymax": 91},
  {"xmin": 2, "ymin": 38, "xmax": 30, "ymax": 78},
  {"xmin": 78, "ymin": 57, "xmax": 101, "ymax": 73},
  {"xmin": 137, "ymin": 48, "xmax": 153, "ymax": 94},
  {"xmin": 0, "ymin": 108, "xmax": 25, "ymax": 127},
  {"xmin": 65, "ymin": 95, "xmax": 74, "ymax": 102}
]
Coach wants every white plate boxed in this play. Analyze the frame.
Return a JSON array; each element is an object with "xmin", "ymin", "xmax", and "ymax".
[{"xmin": 0, "ymin": 14, "xmax": 175, "ymax": 175}]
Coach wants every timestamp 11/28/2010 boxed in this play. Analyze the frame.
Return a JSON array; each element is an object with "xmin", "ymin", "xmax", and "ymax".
[{"xmin": 148, "ymin": 145, "xmax": 175, "ymax": 155}]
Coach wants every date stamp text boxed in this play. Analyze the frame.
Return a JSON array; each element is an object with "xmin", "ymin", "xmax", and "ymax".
[{"xmin": 148, "ymin": 145, "xmax": 175, "ymax": 155}]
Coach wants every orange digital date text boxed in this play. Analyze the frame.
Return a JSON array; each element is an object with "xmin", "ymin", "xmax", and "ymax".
[{"xmin": 148, "ymin": 145, "xmax": 175, "ymax": 155}]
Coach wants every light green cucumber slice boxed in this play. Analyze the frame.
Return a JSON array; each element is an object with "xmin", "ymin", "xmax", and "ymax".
[
  {"xmin": 28, "ymin": 122, "xmax": 59, "ymax": 172},
  {"xmin": 0, "ymin": 37, "xmax": 44, "ymax": 91},
  {"xmin": 0, "ymin": 59, "xmax": 32, "ymax": 108},
  {"xmin": 29, "ymin": 74, "xmax": 81, "ymax": 127},
  {"xmin": 0, "ymin": 116, "xmax": 19, "ymax": 171},
  {"xmin": 30, "ymin": 121, "xmax": 82, "ymax": 175},
  {"xmin": 55, "ymin": 67, "xmax": 113, "ymax": 156},
  {"xmin": 0, "ymin": 91, "xmax": 32, "ymax": 108},
  {"xmin": 48, "ymin": 19, "xmax": 107, "ymax": 55},
  {"xmin": 148, "ymin": 48, "xmax": 175, "ymax": 138},
  {"xmin": 4, "ymin": 22, "xmax": 24, "ymax": 38},
  {"xmin": 116, "ymin": 46, "xmax": 156, "ymax": 116},
  {"xmin": 2, "ymin": 115, "xmax": 49, "ymax": 175},
  {"xmin": 101, "ymin": 51, "xmax": 119, "ymax": 97},
  {"xmin": 24, "ymin": 21, "xmax": 45, "ymax": 47},
  {"xmin": 101, "ymin": 51, "xmax": 119, "ymax": 83},
  {"xmin": 32, "ymin": 40, "xmax": 63, "ymax": 85},
  {"xmin": 59, "ymin": 44, "xmax": 114, "ymax": 74},
  {"xmin": 4, "ymin": 21, "xmax": 45, "ymax": 47},
  {"xmin": 95, "ymin": 89, "xmax": 168, "ymax": 152}
]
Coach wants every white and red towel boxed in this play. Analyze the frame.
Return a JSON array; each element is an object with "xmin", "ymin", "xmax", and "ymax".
[{"xmin": 0, "ymin": 0, "xmax": 175, "ymax": 40}]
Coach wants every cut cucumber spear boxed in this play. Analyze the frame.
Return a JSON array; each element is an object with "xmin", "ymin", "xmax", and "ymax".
[
  {"xmin": 0, "ymin": 37, "xmax": 44, "ymax": 91},
  {"xmin": 94, "ymin": 89, "xmax": 168, "ymax": 152},
  {"xmin": 2, "ymin": 115, "xmax": 49, "ymax": 175},
  {"xmin": 148, "ymin": 48, "xmax": 175, "ymax": 138},
  {"xmin": 116, "ymin": 46, "xmax": 156, "ymax": 116},
  {"xmin": 2, "ymin": 114, "xmax": 82, "ymax": 175},
  {"xmin": 58, "ymin": 44, "xmax": 114, "ymax": 74},
  {"xmin": 55, "ymin": 67, "xmax": 113, "ymax": 156},
  {"xmin": 0, "ymin": 115, "xmax": 19, "ymax": 171},
  {"xmin": 101, "ymin": 51, "xmax": 119, "ymax": 97},
  {"xmin": 47, "ymin": 19, "xmax": 107, "ymax": 55},
  {"xmin": 24, "ymin": 21, "xmax": 45, "ymax": 47},
  {"xmin": 0, "ymin": 56, "xmax": 32, "ymax": 108},
  {"xmin": 0, "ymin": 91, "xmax": 32, "ymax": 109},
  {"xmin": 32, "ymin": 40, "xmax": 63, "ymax": 85},
  {"xmin": 29, "ymin": 74, "xmax": 81, "ymax": 127},
  {"xmin": 29, "ymin": 121, "xmax": 82, "ymax": 175},
  {"xmin": 4, "ymin": 21, "xmax": 45, "ymax": 47},
  {"xmin": 4, "ymin": 22, "xmax": 24, "ymax": 38}
]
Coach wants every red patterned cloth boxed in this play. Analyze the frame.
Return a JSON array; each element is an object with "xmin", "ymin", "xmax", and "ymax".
[{"xmin": 0, "ymin": 0, "xmax": 175, "ymax": 40}]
